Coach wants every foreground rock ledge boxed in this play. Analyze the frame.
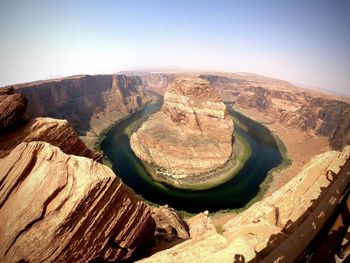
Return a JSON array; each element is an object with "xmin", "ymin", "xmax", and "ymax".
[
  {"xmin": 130, "ymin": 77, "xmax": 234, "ymax": 179},
  {"xmin": 0, "ymin": 141, "xmax": 155, "ymax": 262},
  {"xmin": 138, "ymin": 146, "xmax": 350, "ymax": 263}
]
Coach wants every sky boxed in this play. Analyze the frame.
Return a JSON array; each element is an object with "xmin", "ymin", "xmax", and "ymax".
[{"xmin": 0, "ymin": 0, "xmax": 349, "ymax": 95}]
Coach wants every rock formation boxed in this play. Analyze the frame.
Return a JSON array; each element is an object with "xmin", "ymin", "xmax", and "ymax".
[
  {"xmin": 0, "ymin": 89, "xmax": 101, "ymax": 161},
  {"xmin": 130, "ymin": 77, "xmax": 234, "ymax": 179},
  {"xmin": 138, "ymin": 146, "xmax": 350, "ymax": 262},
  {"xmin": 13, "ymin": 74, "xmax": 149, "ymax": 147},
  {"xmin": 0, "ymin": 87, "xmax": 27, "ymax": 131},
  {"xmin": 330, "ymin": 108, "xmax": 350, "ymax": 150},
  {"xmin": 0, "ymin": 141, "xmax": 155, "ymax": 262},
  {"xmin": 139, "ymin": 73, "xmax": 176, "ymax": 95},
  {"xmin": 0, "ymin": 117, "xmax": 102, "ymax": 161},
  {"xmin": 151, "ymin": 205, "xmax": 190, "ymax": 242}
]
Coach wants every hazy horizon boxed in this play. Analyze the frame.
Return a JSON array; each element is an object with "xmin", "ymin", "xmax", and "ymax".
[{"xmin": 1, "ymin": 0, "xmax": 349, "ymax": 95}]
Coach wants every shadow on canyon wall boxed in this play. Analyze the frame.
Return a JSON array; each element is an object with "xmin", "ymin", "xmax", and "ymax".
[
  {"xmin": 12, "ymin": 75, "xmax": 146, "ymax": 135},
  {"xmin": 244, "ymin": 158, "xmax": 350, "ymax": 263}
]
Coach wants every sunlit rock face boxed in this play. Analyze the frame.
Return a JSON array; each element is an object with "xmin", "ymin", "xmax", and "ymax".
[
  {"xmin": 0, "ymin": 141, "xmax": 155, "ymax": 262},
  {"xmin": 130, "ymin": 77, "xmax": 234, "ymax": 176}
]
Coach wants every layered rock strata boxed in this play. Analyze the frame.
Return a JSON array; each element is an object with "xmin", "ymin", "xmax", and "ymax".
[
  {"xmin": 0, "ymin": 87, "xmax": 27, "ymax": 131},
  {"xmin": 0, "ymin": 117, "xmax": 102, "ymax": 161},
  {"xmin": 0, "ymin": 89, "xmax": 101, "ymax": 161},
  {"xmin": 130, "ymin": 77, "xmax": 234, "ymax": 178},
  {"xmin": 0, "ymin": 141, "xmax": 155, "ymax": 262},
  {"xmin": 138, "ymin": 146, "xmax": 350, "ymax": 262},
  {"xmin": 13, "ymin": 74, "xmax": 149, "ymax": 147},
  {"xmin": 200, "ymin": 73, "xmax": 350, "ymax": 150},
  {"xmin": 151, "ymin": 205, "xmax": 190, "ymax": 242}
]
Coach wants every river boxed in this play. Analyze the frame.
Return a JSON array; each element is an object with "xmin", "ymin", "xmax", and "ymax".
[{"xmin": 101, "ymin": 99, "xmax": 283, "ymax": 213}]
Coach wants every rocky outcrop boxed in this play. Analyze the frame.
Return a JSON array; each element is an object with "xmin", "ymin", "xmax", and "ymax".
[
  {"xmin": 130, "ymin": 77, "xmax": 234, "ymax": 178},
  {"xmin": 138, "ymin": 146, "xmax": 350, "ymax": 262},
  {"xmin": 330, "ymin": 108, "xmax": 350, "ymax": 150},
  {"xmin": 13, "ymin": 74, "xmax": 149, "ymax": 147},
  {"xmin": 151, "ymin": 205, "xmax": 190, "ymax": 242},
  {"xmin": 0, "ymin": 141, "xmax": 155, "ymax": 262},
  {"xmin": 0, "ymin": 87, "xmax": 27, "ymax": 131},
  {"xmin": 0, "ymin": 117, "xmax": 102, "ymax": 161}
]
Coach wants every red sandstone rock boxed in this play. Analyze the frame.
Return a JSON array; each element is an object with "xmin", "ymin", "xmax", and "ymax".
[
  {"xmin": 0, "ymin": 117, "xmax": 102, "ymax": 161},
  {"xmin": 14, "ymin": 74, "xmax": 149, "ymax": 138},
  {"xmin": 0, "ymin": 141, "xmax": 155, "ymax": 262},
  {"xmin": 0, "ymin": 87, "xmax": 27, "ymax": 131},
  {"xmin": 151, "ymin": 205, "xmax": 190, "ymax": 242},
  {"xmin": 130, "ymin": 77, "xmax": 234, "ymax": 177}
]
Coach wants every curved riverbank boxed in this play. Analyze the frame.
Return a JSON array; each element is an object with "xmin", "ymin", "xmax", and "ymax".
[
  {"xmin": 100, "ymin": 99, "xmax": 286, "ymax": 213},
  {"xmin": 125, "ymin": 108, "xmax": 251, "ymax": 190},
  {"xmin": 141, "ymin": 132, "xmax": 251, "ymax": 190}
]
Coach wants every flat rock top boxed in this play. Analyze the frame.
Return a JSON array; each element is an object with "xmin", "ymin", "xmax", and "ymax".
[{"xmin": 167, "ymin": 77, "xmax": 222, "ymax": 102}]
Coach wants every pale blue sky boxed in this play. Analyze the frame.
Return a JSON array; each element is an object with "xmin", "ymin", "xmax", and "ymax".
[{"xmin": 0, "ymin": 0, "xmax": 349, "ymax": 95}]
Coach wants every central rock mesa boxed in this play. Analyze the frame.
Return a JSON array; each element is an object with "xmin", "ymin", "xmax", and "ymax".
[{"xmin": 130, "ymin": 77, "xmax": 234, "ymax": 181}]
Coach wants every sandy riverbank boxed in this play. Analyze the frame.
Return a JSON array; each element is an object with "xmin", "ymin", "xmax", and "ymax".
[{"xmin": 141, "ymin": 132, "xmax": 251, "ymax": 190}]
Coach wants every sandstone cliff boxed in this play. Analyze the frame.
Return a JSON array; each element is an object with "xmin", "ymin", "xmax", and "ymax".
[
  {"xmin": 138, "ymin": 73, "xmax": 176, "ymax": 95},
  {"xmin": 330, "ymin": 108, "xmax": 350, "ymax": 150},
  {"xmin": 130, "ymin": 77, "xmax": 234, "ymax": 179},
  {"xmin": 0, "ymin": 141, "xmax": 155, "ymax": 262},
  {"xmin": 139, "ymin": 146, "xmax": 350, "ymax": 262},
  {"xmin": 201, "ymin": 73, "xmax": 350, "ymax": 150},
  {"xmin": 13, "ymin": 74, "xmax": 149, "ymax": 147}
]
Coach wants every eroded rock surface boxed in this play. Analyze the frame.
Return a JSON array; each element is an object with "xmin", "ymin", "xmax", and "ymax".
[
  {"xmin": 0, "ymin": 141, "xmax": 155, "ymax": 262},
  {"xmin": 151, "ymin": 205, "xmax": 190, "ymax": 242},
  {"xmin": 13, "ymin": 74, "xmax": 150, "ymax": 147},
  {"xmin": 0, "ymin": 117, "xmax": 102, "ymax": 160},
  {"xmin": 330, "ymin": 108, "xmax": 350, "ymax": 150},
  {"xmin": 138, "ymin": 146, "xmax": 350, "ymax": 262},
  {"xmin": 200, "ymin": 73, "xmax": 350, "ymax": 149},
  {"xmin": 0, "ymin": 87, "xmax": 27, "ymax": 131},
  {"xmin": 130, "ymin": 77, "xmax": 234, "ymax": 177}
]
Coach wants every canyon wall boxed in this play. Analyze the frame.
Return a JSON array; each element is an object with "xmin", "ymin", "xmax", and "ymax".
[
  {"xmin": 139, "ymin": 73, "xmax": 176, "ymax": 95},
  {"xmin": 12, "ymin": 72, "xmax": 348, "ymax": 150},
  {"xmin": 201, "ymin": 74, "xmax": 350, "ymax": 150},
  {"xmin": 13, "ymin": 74, "xmax": 149, "ymax": 147}
]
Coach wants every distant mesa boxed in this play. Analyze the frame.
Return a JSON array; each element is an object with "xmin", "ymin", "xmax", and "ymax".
[{"xmin": 130, "ymin": 76, "xmax": 234, "ymax": 187}]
